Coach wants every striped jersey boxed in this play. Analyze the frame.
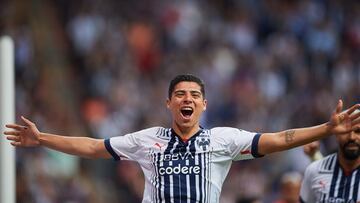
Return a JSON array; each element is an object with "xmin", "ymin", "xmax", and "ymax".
[
  {"xmin": 104, "ymin": 126, "xmax": 262, "ymax": 203},
  {"xmin": 300, "ymin": 153, "xmax": 360, "ymax": 203}
]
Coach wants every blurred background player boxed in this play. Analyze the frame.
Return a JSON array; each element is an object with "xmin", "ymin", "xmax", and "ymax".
[{"xmin": 273, "ymin": 171, "xmax": 302, "ymax": 203}]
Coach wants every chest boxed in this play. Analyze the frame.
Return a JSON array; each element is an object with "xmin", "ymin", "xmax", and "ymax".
[
  {"xmin": 144, "ymin": 136, "xmax": 234, "ymax": 171},
  {"xmin": 311, "ymin": 169, "xmax": 360, "ymax": 202}
]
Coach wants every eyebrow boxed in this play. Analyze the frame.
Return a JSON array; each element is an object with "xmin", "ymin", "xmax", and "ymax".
[{"xmin": 173, "ymin": 90, "xmax": 202, "ymax": 94}]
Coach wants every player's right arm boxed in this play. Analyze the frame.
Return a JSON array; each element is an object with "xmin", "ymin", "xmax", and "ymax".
[{"xmin": 3, "ymin": 116, "xmax": 111, "ymax": 159}]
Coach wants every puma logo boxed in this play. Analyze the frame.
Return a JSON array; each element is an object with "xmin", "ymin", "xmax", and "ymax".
[{"xmin": 154, "ymin": 143, "xmax": 165, "ymax": 150}]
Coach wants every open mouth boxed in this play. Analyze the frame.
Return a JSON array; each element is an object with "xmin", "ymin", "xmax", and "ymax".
[{"xmin": 181, "ymin": 107, "xmax": 193, "ymax": 118}]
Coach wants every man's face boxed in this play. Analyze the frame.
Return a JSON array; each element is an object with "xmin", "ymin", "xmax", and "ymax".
[
  {"xmin": 166, "ymin": 81, "xmax": 207, "ymax": 129},
  {"xmin": 336, "ymin": 128, "xmax": 360, "ymax": 160}
]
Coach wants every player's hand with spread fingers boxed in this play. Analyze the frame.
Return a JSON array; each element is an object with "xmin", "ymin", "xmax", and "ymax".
[
  {"xmin": 4, "ymin": 116, "xmax": 41, "ymax": 147},
  {"xmin": 327, "ymin": 99, "xmax": 360, "ymax": 135}
]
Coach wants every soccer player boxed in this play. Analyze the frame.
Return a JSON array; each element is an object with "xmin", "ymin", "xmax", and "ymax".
[
  {"xmin": 300, "ymin": 109, "xmax": 360, "ymax": 203},
  {"xmin": 3, "ymin": 74, "xmax": 360, "ymax": 203}
]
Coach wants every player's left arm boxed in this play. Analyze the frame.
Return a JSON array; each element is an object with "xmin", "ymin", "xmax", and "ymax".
[{"xmin": 257, "ymin": 100, "xmax": 360, "ymax": 155}]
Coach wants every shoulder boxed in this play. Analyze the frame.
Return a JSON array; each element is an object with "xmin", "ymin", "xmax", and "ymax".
[
  {"xmin": 132, "ymin": 126, "xmax": 167, "ymax": 135},
  {"xmin": 207, "ymin": 127, "xmax": 259, "ymax": 148},
  {"xmin": 126, "ymin": 127, "xmax": 170, "ymax": 141},
  {"xmin": 304, "ymin": 159, "xmax": 321, "ymax": 173},
  {"xmin": 304, "ymin": 153, "xmax": 337, "ymax": 175},
  {"xmin": 210, "ymin": 127, "xmax": 248, "ymax": 134},
  {"xmin": 209, "ymin": 127, "xmax": 257, "ymax": 138}
]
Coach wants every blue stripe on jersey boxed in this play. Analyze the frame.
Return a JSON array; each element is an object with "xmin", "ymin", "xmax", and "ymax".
[
  {"xmin": 163, "ymin": 135, "xmax": 177, "ymax": 203},
  {"xmin": 181, "ymin": 146, "xmax": 188, "ymax": 203},
  {"xmin": 172, "ymin": 138, "xmax": 188, "ymax": 203},
  {"xmin": 251, "ymin": 133, "xmax": 263, "ymax": 158},
  {"xmin": 319, "ymin": 154, "xmax": 335, "ymax": 172},
  {"xmin": 329, "ymin": 159, "xmax": 340, "ymax": 197},
  {"xmin": 353, "ymin": 170, "xmax": 360, "ymax": 201},
  {"xmin": 198, "ymin": 145, "xmax": 204, "ymax": 203},
  {"xmin": 324, "ymin": 156, "xmax": 331, "ymax": 170},
  {"xmin": 337, "ymin": 170, "xmax": 346, "ymax": 198},
  {"xmin": 189, "ymin": 139, "xmax": 197, "ymax": 203},
  {"xmin": 170, "ymin": 136, "xmax": 180, "ymax": 203},
  {"xmin": 104, "ymin": 139, "xmax": 120, "ymax": 161},
  {"xmin": 154, "ymin": 152, "xmax": 162, "ymax": 203},
  {"xmin": 179, "ymin": 145, "xmax": 188, "ymax": 203},
  {"xmin": 327, "ymin": 155, "xmax": 335, "ymax": 170},
  {"xmin": 321, "ymin": 193, "xmax": 326, "ymax": 203},
  {"xmin": 344, "ymin": 174, "xmax": 352, "ymax": 200},
  {"xmin": 206, "ymin": 150, "xmax": 212, "ymax": 203},
  {"xmin": 320, "ymin": 159, "xmax": 326, "ymax": 170}
]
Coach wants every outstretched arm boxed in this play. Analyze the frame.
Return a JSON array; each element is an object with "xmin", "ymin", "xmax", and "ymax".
[
  {"xmin": 258, "ymin": 100, "xmax": 360, "ymax": 155},
  {"xmin": 3, "ymin": 116, "xmax": 111, "ymax": 159}
]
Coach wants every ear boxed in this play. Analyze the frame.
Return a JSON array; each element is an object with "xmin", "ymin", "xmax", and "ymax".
[
  {"xmin": 203, "ymin": 99, "xmax": 207, "ymax": 111},
  {"xmin": 166, "ymin": 98, "xmax": 171, "ymax": 109}
]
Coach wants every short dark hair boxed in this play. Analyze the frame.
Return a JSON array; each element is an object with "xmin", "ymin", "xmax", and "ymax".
[{"xmin": 168, "ymin": 74, "xmax": 205, "ymax": 99}]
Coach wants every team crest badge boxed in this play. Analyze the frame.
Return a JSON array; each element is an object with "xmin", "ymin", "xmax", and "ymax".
[{"xmin": 196, "ymin": 138, "xmax": 210, "ymax": 151}]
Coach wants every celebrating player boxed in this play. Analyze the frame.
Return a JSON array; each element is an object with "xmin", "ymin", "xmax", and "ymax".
[{"xmin": 4, "ymin": 74, "xmax": 360, "ymax": 203}]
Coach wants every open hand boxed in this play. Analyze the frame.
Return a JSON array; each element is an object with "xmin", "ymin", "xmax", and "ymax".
[
  {"xmin": 3, "ymin": 116, "xmax": 41, "ymax": 147},
  {"xmin": 328, "ymin": 100, "xmax": 360, "ymax": 135}
]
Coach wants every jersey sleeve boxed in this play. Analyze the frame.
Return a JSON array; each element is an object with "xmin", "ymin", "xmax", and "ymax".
[
  {"xmin": 104, "ymin": 133, "xmax": 139, "ymax": 161},
  {"xmin": 104, "ymin": 127, "xmax": 156, "ymax": 161},
  {"xmin": 300, "ymin": 162, "xmax": 317, "ymax": 203},
  {"xmin": 214, "ymin": 127, "xmax": 263, "ymax": 161}
]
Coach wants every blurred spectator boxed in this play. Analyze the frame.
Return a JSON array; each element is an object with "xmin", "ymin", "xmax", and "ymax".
[{"xmin": 273, "ymin": 171, "xmax": 302, "ymax": 203}]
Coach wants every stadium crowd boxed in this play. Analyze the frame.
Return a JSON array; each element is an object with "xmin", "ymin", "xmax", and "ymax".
[{"xmin": 1, "ymin": 0, "xmax": 359, "ymax": 202}]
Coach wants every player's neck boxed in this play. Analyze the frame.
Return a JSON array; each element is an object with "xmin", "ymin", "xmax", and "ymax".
[
  {"xmin": 172, "ymin": 123, "xmax": 200, "ymax": 140},
  {"xmin": 338, "ymin": 155, "xmax": 360, "ymax": 174}
]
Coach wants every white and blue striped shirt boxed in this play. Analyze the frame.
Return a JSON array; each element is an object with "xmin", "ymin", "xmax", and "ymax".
[
  {"xmin": 300, "ymin": 153, "xmax": 360, "ymax": 203},
  {"xmin": 105, "ymin": 127, "xmax": 262, "ymax": 203}
]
